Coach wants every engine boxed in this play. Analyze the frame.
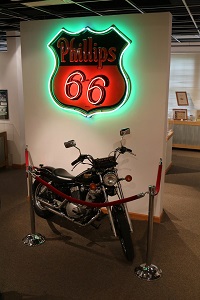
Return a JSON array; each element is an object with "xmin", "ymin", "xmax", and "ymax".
[
  {"xmin": 66, "ymin": 202, "xmax": 85, "ymax": 219},
  {"xmin": 65, "ymin": 186, "xmax": 102, "ymax": 225}
]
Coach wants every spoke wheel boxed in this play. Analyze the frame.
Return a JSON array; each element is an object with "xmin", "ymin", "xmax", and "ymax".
[{"xmin": 32, "ymin": 179, "xmax": 54, "ymax": 219}]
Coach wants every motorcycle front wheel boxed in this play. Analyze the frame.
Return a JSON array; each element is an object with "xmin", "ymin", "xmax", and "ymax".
[
  {"xmin": 32, "ymin": 179, "xmax": 54, "ymax": 219},
  {"xmin": 112, "ymin": 206, "xmax": 134, "ymax": 262}
]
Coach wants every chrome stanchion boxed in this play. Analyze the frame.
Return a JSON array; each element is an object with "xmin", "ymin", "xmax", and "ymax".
[
  {"xmin": 22, "ymin": 167, "xmax": 45, "ymax": 246},
  {"xmin": 134, "ymin": 185, "xmax": 162, "ymax": 281}
]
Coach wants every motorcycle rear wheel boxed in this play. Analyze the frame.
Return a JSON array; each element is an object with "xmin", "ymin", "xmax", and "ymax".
[
  {"xmin": 112, "ymin": 206, "xmax": 134, "ymax": 262},
  {"xmin": 32, "ymin": 179, "xmax": 54, "ymax": 219}
]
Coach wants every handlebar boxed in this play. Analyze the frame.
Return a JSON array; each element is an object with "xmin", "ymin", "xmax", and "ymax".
[
  {"xmin": 71, "ymin": 154, "xmax": 93, "ymax": 166},
  {"xmin": 71, "ymin": 157, "xmax": 81, "ymax": 166},
  {"xmin": 115, "ymin": 146, "xmax": 135, "ymax": 155},
  {"xmin": 68, "ymin": 144, "xmax": 135, "ymax": 168},
  {"xmin": 119, "ymin": 146, "xmax": 132, "ymax": 154}
]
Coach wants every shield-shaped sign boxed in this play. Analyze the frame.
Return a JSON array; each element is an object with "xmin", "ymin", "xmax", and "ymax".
[{"xmin": 48, "ymin": 25, "xmax": 131, "ymax": 117}]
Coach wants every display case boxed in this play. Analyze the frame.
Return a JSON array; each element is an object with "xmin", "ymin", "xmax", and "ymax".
[{"xmin": 168, "ymin": 120, "xmax": 200, "ymax": 150}]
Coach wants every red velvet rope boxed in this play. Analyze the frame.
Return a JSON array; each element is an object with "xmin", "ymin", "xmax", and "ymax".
[
  {"xmin": 25, "ymin": 148, "xmax": 29, "ymax": 170},
  {"xmin": 35, "ymin": 175, "xmax": 144, "ymax": 207},
  {"xmin": 26, "ymin": 148, "xmax": 162, "ymax": 207},
  {"xmin": 155, "ymin": 159, "xmax": 162, "ymax": 195}
]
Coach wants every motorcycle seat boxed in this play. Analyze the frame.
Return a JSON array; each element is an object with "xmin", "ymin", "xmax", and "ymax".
[{"xmin": 53, "ymin": 168, "xmax": 75, "ymax": 180}]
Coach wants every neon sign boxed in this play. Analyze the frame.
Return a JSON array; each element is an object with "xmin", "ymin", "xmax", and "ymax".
[{"xmin": 48, "ymin": 25, "xmax": 131, "ymax": 117}]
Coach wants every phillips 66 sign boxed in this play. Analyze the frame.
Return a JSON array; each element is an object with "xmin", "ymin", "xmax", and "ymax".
[{"xmin": 48, "ymin": 25, "xmax": 131, "ymax": 117}]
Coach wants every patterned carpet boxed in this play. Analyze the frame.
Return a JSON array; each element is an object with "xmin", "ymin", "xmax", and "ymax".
[{"xmin": 0, "ymin": 148, "xmax": 200, "ymax": 299}]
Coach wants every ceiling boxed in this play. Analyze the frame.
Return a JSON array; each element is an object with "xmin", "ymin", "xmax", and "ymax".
[{"xmin": 1, "ymin": 0, "xmax": 200, "ymax": 50}]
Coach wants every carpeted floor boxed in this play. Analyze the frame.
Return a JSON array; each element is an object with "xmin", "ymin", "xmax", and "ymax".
[{"xmin": 0, "ymin": 148, "xmax": 200, "ymax": 300}]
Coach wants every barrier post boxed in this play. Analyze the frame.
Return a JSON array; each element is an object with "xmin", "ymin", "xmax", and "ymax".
[
  {"xmin": 22, "ymin": 166, "xmax": 45, "ymax": 246},
  {"xmin": 134, "ymin": 185, "xmax": 162, "ymax": 281}
]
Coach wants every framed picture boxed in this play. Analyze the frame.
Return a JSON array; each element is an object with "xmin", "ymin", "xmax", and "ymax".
[
  {"xmin": 175, "ymin": 91, "xmax": 188, "ymax": 106},
  {"xmin": 0, "ymin": 90, "xmax": 9, "ymax": 120},
  {"xmin": 173, "ymin": 109, "xmax": 187, "ymax": 120}
]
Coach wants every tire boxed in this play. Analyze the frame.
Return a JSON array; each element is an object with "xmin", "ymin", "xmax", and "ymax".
[
  {"xmin": 32, "ymin": 179, "xmax": 54, "ymax": 219},
  {"xmin": 112, "ymin": 206, "xmax": 134, "ymax": 262}
]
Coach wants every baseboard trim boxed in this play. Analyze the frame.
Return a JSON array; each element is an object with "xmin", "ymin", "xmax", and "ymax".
[
  {"xmin": 165, "ymin": 162, "xmax": 172, "ymax": 174},
  {"xmin": 101, "ymin": 208, "xmax": 163, "ymax": 223},
  {"xmin": 129, "ymin": 211, "xmax": 163, "ymax": 223}
]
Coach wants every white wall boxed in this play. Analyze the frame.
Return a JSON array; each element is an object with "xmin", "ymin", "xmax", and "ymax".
[
  {"xmin": 21, "ymin": 12, "xmax": 171, "ymax": 217},
  {"xmin": 0, "ymin": 32, "xmax": 25, "ymax": 165}
]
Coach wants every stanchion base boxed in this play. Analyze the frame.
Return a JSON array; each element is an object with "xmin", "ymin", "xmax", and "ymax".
[
  {"xmin": 134, "ymin": 263, "xmax": 162, "ymax": 281},
  {"xmin": 22, "ymin": 233, "xmax": 45, "ymax": 246}
]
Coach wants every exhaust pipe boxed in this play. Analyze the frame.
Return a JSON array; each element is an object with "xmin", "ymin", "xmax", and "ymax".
[{"xmin": 38, "ymin": 197, "xmax": 102, "ymax": 227}]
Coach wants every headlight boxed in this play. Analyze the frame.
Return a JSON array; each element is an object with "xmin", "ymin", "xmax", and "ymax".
[{"xmin": 103, "ymin": 172, "xmax": 117, "ymax": 186}]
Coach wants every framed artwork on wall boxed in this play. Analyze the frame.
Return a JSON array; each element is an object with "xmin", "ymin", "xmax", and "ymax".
[
  {"xmin": 0, "ymin": 90, "xmax": 9, "ymax": 120},
  {"xmin": 173, "ymin": 109, "xmax": 188, "ymax": 120},
  {"xmin": 175, "ymin": 91, "xmax": 188, "ymax": 106}
]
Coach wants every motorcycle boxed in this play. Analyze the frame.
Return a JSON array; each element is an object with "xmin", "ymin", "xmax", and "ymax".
[{"xmin": 32, "ymin": 128, "xmax": 136, "ymax": 261}]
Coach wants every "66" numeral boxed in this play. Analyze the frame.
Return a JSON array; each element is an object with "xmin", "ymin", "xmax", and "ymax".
[{"xmin": 64, "ymin": 70, "xmax": 109, "ymax": 105}]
